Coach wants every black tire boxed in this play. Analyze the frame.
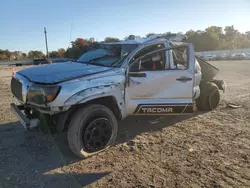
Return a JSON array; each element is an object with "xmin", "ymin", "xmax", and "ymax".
[
  {"xmin": 67, "ymin": 104, "xmax": 118, "ymax": 158},
  {"xmin": 196, "ymin": 82, "xmax": 220, "ymax": 111}
]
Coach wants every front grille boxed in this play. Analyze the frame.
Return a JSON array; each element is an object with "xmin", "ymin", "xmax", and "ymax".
[{"xmin": 11, "ymin": 77, "xmax": 23, "ymax": 101}]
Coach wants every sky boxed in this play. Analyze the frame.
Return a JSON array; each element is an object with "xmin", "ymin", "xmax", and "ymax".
[{"xmin": 1, "ymin": 0, "xmax": 250, "ymax": 53}]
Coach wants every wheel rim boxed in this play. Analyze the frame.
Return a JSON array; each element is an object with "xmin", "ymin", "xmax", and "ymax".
[
  {"xmin": 209, "ymin": 89, "xmax": 220, "ymax": 109},
  {"xmin": 82, "ymin": 118, "xmax": 112, "ymax": 153}
]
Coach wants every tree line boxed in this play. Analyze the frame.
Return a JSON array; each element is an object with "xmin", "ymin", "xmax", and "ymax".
[{"xmin": 1, "ymin": 25, "xmax": 250, "ymax": 61}]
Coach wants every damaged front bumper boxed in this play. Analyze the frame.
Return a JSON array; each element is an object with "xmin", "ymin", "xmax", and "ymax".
[{"xmin": 10, "ymin": 103, "xmax": 39, "ymax": 130}]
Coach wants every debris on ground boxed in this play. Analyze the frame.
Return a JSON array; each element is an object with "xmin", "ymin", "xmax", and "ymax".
[{"xmin": 227, "ymin": 103, "xmax": 243, "ymax": 109}]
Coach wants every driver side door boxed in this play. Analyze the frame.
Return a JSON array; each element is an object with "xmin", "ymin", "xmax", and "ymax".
[{"xmin": 125, "ymin": 43, "xmax": 195, "ymax": 115}]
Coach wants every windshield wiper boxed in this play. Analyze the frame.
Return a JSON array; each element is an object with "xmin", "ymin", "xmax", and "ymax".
[
  {"xmin": 75, "ymin": 61, "xmax": 89, "ymax": 64},
  {"xmin": 87, "ymin": 54, "xmax": 115, "ymax": 65},
  {"xmin": 88, "ymin": 61, "xmax": 109, "ymax": 67}
]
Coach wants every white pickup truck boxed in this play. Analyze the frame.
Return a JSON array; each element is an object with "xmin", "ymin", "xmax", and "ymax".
[{"xmin": 10, "ymin": 34, "xmax": 227, "ymax": 158}]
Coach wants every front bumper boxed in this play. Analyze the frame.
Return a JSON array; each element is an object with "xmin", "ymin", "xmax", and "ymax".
[{"xmin": 10, "ymin": 103, "xmax": 39, "ymax": 130}]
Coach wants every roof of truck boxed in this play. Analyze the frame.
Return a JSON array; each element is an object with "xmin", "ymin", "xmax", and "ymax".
[{"xmin": 103, "ymin": 34, "xmax": 188, "ymax": 46}]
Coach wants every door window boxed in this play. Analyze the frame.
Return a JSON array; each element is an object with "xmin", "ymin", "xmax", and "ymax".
[
  {"xmin": 129, "ymin": 43, "xmax": 165, "ymax": 72},
  {"xmin": 129, "ymin": 45, "xmax": 189, "ymax": 72},
  {"xmin": 169, "ymin": 46, "xmax": 189, "ymax": 70}
]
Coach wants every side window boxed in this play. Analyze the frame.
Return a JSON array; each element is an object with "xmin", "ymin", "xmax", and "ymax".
[
  {"xmin": 129, "ymin": 44, "xmax": 165, "ymax": 72},
  {"xmin": 170, "ymin": 47, "xmax": 188, "ymax": 70}
]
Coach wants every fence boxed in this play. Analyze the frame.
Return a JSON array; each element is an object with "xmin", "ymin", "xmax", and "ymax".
[{"xmin": 195, "ymin": 48, "xmax": 250, "ymax": 56}]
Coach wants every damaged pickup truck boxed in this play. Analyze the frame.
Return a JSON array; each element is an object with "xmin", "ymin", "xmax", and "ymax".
[{"xmin": 10, "ymin": 34, "xmax": 227, "ymax": 158}]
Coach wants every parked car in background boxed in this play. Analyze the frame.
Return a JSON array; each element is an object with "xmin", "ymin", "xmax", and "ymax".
[
  {"xmin": 50, "ymin": 57, "xmax": 74, "ymax": 63},
  {"xmin": 215, "ymin": 54, "xmax": 230, "ymax": 61},
  {"xmin": 33, "ymin": 58, "xmax": 49, "ymax": 65},
  {"xmin": 203, "ymin": 55, "xmax": 217, "ymax": 61},
  {"xmin": 222, "ymin": 54, "xmax": 231, "ymax": 60},
  {"xmin": 245, "ymin": 53, "xmax": 250, "ymax": 60},
  {"xmin": 196, "ymin": 55, "xmax": 205, "ymax": 60},
  {"xmin": 231, "ymin": 53, "xmax": 246, "ymax": 60},
  {"xmin": 33, "ymin": 57, "xmax": 73, "ymax": 65}
]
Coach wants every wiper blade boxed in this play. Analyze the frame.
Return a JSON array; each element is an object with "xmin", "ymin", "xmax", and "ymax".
[
  {"xmin": 87, "ymin": 54, "xmax": 115, "ymax": 65},
  {"xmin": 76, "ymin": 61, "xmax": 88, "ymax": 64},
  {"xmin": 88, "ymin": 62, "xmax": 107, "ymax": 67}
]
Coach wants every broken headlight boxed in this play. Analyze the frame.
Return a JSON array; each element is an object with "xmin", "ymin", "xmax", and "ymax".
[{"xmin": 27, "ymin": 84, "xmax": 61, "ymax": 105}]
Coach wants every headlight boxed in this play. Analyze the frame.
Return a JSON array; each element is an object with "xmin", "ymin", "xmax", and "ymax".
[{"xmin": 27, "ymin": 84, "xmax": 61, "ymax": 105}]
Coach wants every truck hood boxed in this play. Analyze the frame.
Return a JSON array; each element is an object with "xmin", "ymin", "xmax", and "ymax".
[{"xmin": 17, "ymin": 62, "xmax": 113, "ymax": 84}]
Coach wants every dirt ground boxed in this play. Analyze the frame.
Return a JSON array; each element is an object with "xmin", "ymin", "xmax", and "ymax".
[{"xmin": 0, "ymin": 61, "xmax": 249, "ymax": 188}]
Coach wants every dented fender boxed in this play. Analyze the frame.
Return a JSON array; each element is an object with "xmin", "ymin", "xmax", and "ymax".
[{"xmin": 64, "ymin": 84, "xmax": 126, "ymax": 118}]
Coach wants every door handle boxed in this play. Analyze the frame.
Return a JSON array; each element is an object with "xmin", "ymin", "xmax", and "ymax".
[
  {"xmin": 128, "ymin": 72, "xmax": 146, "ymax": 77},
  {"xmin": 176, "ymin": 76, "xmax": 192, "ymax": 82}
]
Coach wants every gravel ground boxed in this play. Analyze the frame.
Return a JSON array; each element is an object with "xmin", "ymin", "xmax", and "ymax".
[{"xmin": 0, "ymin": 61, "xmax": 249, "ymax": 188}]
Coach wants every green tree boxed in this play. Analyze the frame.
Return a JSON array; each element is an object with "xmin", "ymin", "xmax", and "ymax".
[
  {"xmin": 4, "ymin": 50, "xmax": 11, "ymax": 60},
  {"xmin": 186, "ymin": 30, "xmax": 195, "ymax": 37},
  {"xmin": 124, "ymin": 35, "xmax": 136, "ymax": 40},
  {"xmin": 104, "ymin": 37, "xmax": 120, "ymax": 43},
  {"xmin": 22, "ymin": 53, "xmax": 27, "ymax": 59},
  {"xmin": 185, "ymin": 31, "xmax": 218, "ymax": 51},
  {"xmin": 64, "ymin": 38, "xmax": 100, "ymax": 59},
  {"xmin": 28, "ymin": 51, "xmax": 44, "ymax": 59},
  {"xmin": 204, "ymin": 26, "xmax": 222, "ymax": 50},
  {"xmin": 49, "ymin": 51, "xmax": 59, "ymax": 58},
  {"xmin": 245, "ymin": 31, "xmax": 250, "ymax": 40},
  {"xmin": 57, "ymin": 48, "xmax": 65, "ymax": 57},
  {"xmin": 146, "ymin": 33, "xmax": 155, "ymax": 37}
]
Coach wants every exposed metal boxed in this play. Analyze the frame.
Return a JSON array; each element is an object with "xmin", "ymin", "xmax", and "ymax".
[{"xmin": 11, "ymin": 103, "xmax": 39, "ymax": 129}]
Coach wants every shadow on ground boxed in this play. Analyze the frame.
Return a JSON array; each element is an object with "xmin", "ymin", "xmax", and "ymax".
[
  {"xmin": 116, "ymin": 111, "xmax": 206, "ymax": 145},
  {"xmin": 0, "ymin": 111, "xmax": 206, "ymax": 187},
  {"xmin": 0, "ymin": 122, "xmax": 109, "ymax": 188}
]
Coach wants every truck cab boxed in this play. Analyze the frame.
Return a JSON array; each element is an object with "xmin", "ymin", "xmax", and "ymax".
[{"xmin": 10, "ymin": 34, "xmax": 227, "ymax": 158}]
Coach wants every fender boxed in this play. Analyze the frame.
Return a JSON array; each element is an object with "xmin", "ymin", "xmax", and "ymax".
[{"xmin": 64, "ymin": 84, "xmax": 126, "ymax": 117}]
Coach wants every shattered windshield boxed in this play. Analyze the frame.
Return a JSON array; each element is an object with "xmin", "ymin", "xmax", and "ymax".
[{"xmin": 76, "ymin": 44, "xmax": 138, "ymax": 67}]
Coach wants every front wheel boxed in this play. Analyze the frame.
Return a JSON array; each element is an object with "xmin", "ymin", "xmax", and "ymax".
[{"xmin": 67, "ymin": 104, "xmax": 118, "ymax": 158}]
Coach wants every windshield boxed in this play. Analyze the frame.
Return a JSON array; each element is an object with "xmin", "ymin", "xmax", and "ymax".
[{"xmin": 76, "ymin": 44, "xmax": 138, "ymax": 67}]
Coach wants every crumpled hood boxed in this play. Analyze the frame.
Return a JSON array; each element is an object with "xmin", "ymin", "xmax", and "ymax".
[{"xmin": 17, "ymin": 62, "xmax": 113, "ymax": 84}]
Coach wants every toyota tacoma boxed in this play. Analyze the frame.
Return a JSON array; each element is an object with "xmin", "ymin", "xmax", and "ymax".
[{"xmin": 10, "ymin": 34, "xmax": 227, "ymax": 158}]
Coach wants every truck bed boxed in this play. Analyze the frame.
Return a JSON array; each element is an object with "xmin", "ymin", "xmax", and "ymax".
[{"xmin": 196, "ymin": 56, "xmax": 219, "ymax": 81}]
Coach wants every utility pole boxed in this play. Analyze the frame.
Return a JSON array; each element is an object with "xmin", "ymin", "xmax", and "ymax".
[
  {"xmin": 69, "ymin": 24, "xmax": 73, "ymax": 48},
  {"xmin": 44, "ymin": 27, "xmax": 49, "ymax": 60}
]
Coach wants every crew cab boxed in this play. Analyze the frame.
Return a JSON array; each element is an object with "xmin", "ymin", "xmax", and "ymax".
[{"xmin": 10, "ymin": 34, "xmax": 227, "ymax": 158}]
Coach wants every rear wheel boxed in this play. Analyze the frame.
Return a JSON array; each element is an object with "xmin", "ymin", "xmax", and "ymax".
[
  {"xmin": 67, "ymin": 104, "xmax": 118, "ymax": 158},
  {"xmin": 196, "ymin": 82, "xmax": 220, "ymax": 111}
]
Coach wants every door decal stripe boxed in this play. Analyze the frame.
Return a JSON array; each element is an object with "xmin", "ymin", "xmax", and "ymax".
[
  {"xmin": 133, "ymin": 103, "xmax": 193, "ymax": 114},
  {"xmin": 131, "ymin": 97, "xmax": 193, "ymax": 100}
]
